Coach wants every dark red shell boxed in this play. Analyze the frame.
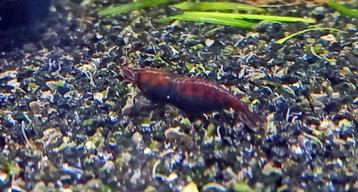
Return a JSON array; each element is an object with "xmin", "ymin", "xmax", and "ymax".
[
  {"xmin": 134, "ymin": 69, "xmax": 173, "ymax": 103},
  {"xmin": 122, "ymin": 67, "xmax": 265, "ymax": 130},
  {"xmin": 170, "ymin": 77, "xmax": 234, "ymax": 114}
]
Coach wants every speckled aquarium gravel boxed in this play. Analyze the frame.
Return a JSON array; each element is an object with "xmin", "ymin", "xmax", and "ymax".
[{"xmin": 0, "ymin": 0, "xmax": 357, "ymax": 191}]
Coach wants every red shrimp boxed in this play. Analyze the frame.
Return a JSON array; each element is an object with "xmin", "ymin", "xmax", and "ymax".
[{"xmin": 122, "ymin": 67, "xmax": 265, "ymax": 130}]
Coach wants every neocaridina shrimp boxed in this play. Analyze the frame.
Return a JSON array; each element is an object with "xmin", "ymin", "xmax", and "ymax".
[{"xmin": 121, "ymin": 67, "xmax": 265, "ymax": 130}]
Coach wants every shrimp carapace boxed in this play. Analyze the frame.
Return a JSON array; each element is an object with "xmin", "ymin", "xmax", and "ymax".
[{"xmin": 121, "ymin": 67, "xmax": 266, "ymax": 130}]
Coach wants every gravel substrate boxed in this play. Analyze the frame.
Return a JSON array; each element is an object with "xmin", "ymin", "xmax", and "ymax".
[{"xmin": 0, "ymin": 1, "xmax": 357, "ymax": 191}]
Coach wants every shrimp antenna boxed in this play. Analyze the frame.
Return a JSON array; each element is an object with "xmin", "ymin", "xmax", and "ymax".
[
  {"xmin": 124, "ymin": 45, "xmax": 128, "ymax": 65},
  {"xmin": 117, "ymin": 42, "xmax": 129, "ymax": 72},
  {"xmin": 119, "ymin": 42, "xmax": 138, "ymax": 84}
]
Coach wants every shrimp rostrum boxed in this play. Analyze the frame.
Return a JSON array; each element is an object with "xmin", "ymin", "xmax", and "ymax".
[{"xmin": 122, "ymin": 67, "xmax": 266, "ymax": 131}]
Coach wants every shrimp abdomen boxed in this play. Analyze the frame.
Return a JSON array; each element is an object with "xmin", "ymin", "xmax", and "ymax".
[{"xmin": 170, "ymin": 77, "xmax": 231, "ymax": 114}]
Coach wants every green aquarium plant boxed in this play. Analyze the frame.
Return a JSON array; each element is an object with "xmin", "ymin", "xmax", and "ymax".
[
  {"xmin": 98, "ymin": 0, "xmax": 171, "ymax": 17},
  {"xmin": 167, "ymin": 12, "xmax": 257, "ymax": 29},
  {"xmin": 169, "ymin": 11, "xmax": 315, "ymax": 24},
  {"xmin": 326, "ymin": 0, "xmax": 358, "ymax": 19},
  {"xmin": 174, "ymin": 1, "xmax": 265, "ymax": 12},
  {"xmin": 276, "ymin": 27, "xmax": 341, "ymax": 44},
  {"xmin": 98, "ymin": 0, "xmax": 316, "ymax": 29}
]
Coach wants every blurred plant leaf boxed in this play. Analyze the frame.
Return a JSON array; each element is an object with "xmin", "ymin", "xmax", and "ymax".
[
  {"xmin": 276, "ymin": 27, "xmax": 341, "ymax": 44},
  {"xmin": 98, "ymin": 0, "xmax": 171, "ymax": 17},
  {"xmin": 326, "ymin": 0, "xmax": 358, "ymax": 19},
  {"xmin": 174, "ymin": 2, "xmax": 265, "ymax": 13}
]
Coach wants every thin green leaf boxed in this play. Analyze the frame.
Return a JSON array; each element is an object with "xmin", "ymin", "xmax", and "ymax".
[
  {"xmin": 178, "ymin": 12, "xmax": 316, "ymax": 23},
  {"xmin": 233, "ymin": 181, "xmax": 258, "ymax": 192},
  {"xmin": 326, "ymin": 0, "xmax": 358, "ymax": 19},
  {"xmin": 169, "ymin": 13, "xmax": 257, "ymax": 29},
  {"xmin": 276, "ymin": 27, "xmax": 342, "ymax": 44},
  {"xmin": 174, "ymin": 2, "xmax": 265, "ymax": 13},
  {"xmin": 98, "ymin": 0, "xmax": 170, "ymax": 17}
]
